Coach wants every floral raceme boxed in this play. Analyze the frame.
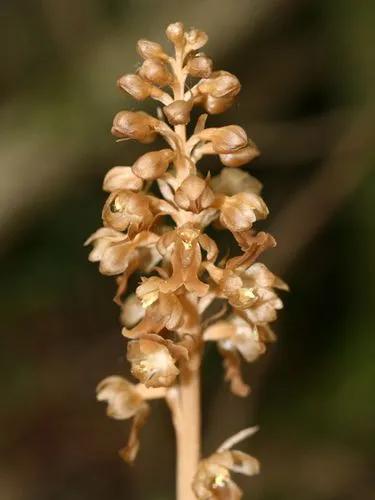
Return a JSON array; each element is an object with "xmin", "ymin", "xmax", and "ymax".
[{"xmin": 87, "ymin": 21, "xmax": 288, "ymax": 499}]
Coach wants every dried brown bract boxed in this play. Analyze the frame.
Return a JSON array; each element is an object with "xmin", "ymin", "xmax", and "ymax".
[{"xmin": 87, "ymin": 21, "xmax": 288, "ymax": 500}]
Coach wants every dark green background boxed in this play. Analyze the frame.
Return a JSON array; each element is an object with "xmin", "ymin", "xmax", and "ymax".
[{"xmin": 1, "ymin": 0, "xmax": 374, "ymax": 498}]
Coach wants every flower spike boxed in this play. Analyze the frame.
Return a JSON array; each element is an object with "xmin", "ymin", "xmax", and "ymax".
[{"xmin": 87, "ymin": 21, "xmax": 288, "ymax": 499}]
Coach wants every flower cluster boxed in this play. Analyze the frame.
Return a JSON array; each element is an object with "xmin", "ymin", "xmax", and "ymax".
[{"xmin": 87, "ymin": 22, "xmax": 288, "ymax": 498}]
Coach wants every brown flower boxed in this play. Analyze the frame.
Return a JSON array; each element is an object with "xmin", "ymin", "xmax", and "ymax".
[
  {"xmin": 136, "ymin": 39, "xmax": 168, "ymax": 61},
  {"xmin": 103, "ymin": 166, "xmax": 143, "ymax": 193},
  {"xmin": 157, "ymin": 224, "xmax": 218, "ymax": 296},
  {"xmin": 185, "ymin": 28, "xmax": 208, "ymax": 52},
  {"xmin": 206, "ymin": 261, "xmax": 287, "ymax": 319},
  {"xmin": 131, "ymin": 149, "xmax": 175, "ymax": 181},
  {"xmin": 198, "ymin": 71, "xmax": 241, "ymax": 99},
  {"xmin": 217, "ymin": 192, "xmax": 268, "ymax": 232},
  {"xmin": 165, "ymin": 22, "xmax": 185, "ymax": 45},
  {"xmin": 186, "ymin": 53, "xmax": 213, "ymax": 78},
  {"xmin": 139, "ymin": 58, "xmax": 173, "ymax": 87},
  {"xmin": 111, "ymin": 111, "xmax": 159, "ymax": 143},
  {"xmin": 102, "ymin": 190, "xmax": 153, "ymax": 233},
  {"xmin": 96, "ymin": 376, "xmax": 150, "ymax": 463},
  {"xmin": 193, "ymin": 447, "xmax": 259, "ymax": 499},
  {"xmin": 211, "ymin": 168, "xmax": 268, "ymax": 232},
  {"xmin": 174, "ymin": 175, "xmax": 215, "ymax": 213},
  {"xmin": 121, "ymin": 277, "xmax": 185, "ymax": 337},
  {"xmin": 163, "ymin": 100, "xmax": 193, "ymax": 126},
  {"xmin": 204, "ymin": 316, "xmax": 266, "ymax": 363},
  {"xmin": 199, "ymin": 125, "xmax": 248, "ymax": 154},
  {"xmin": 219, "ymin": 139, "xmax": 260, "ymax": 167},
  {"xmin": 127, "ymin": 335, "xmax": 188, "ymax": 388},
  {"xmin": 117, "ymin": 74, "xmax": 158, "ymax": 101},
  {"xmin": 85, "ymin": 228, "xmax": 159, "ymax": 276},
  {"xmin": 204, "ymin": 315, "xmax": 269, "ymax": 397}
]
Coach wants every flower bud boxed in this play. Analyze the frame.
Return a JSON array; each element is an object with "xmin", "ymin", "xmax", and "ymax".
[
  {"xmin": 163, "ymin": 100, "xmax": 193, "ymax": 125},
  {"xmin": 166, "ymin": 22, "xmax": 185, "ymax": 45},
  {"xmin": 203, "ymin": 95, "xmax": 234, "ymax": 114},
  {"xmin": 174, "ymin": 175, "xmax": 214, "ymax": 212},
  {"xmin": 139, "ymin": 58, "xmax": 173, "ymax": 87},
  {"xmin": 117, "ymin": 74, "xmax": 152, "ymax": 100},
  {"xmin": 220, "ymin": 141, "xmax": 260, "ymax": 167},
  {"xmin": 127, "ymin": 339, "xmax": 179, "ymax": 388},
  {"xmin": 136, "ymin": 39, "xmax": 167, "ymax": 60},
  {"xmin": 186, "ymin": 54, "xmax": 213, "ymax": 78},
  {"xmin": 185, "ymin": 28, "xmax": 208, "ymax": 51},
  {"xmin": 200, "ymin": 125, "xmax": 248, "ymax": 154},
  {"xmin": 198, "ymin": 71, "xmax": 241, "ymax": 98},
  {"xmin": 111, "ymin": 111, "xmax": 158, "ymax": 143},
  {"xmin": 132, "ymin": 149, "xmax": 175, "ymax": 180},
  {"xmin": 102, "ymin": 190, "xmax": 153, "ymax": 232}
]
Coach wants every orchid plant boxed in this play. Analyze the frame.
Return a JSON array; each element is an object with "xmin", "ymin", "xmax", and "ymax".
[{"xmin": 86, "ymin": 22, "xmax": 288, "ymax": 500}]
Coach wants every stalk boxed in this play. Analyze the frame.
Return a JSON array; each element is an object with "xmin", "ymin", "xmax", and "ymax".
[{"xmin": 175, "ymin": 355, "xmax": 201, "ymax": 500}]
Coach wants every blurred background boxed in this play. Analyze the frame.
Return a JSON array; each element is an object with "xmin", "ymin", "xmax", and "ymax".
[{"xmin": 1, "ymin": 0, "xmax": 374, "ymax": 498}]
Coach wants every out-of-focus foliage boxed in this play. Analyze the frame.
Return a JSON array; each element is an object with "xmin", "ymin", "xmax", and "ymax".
[{"xmin": 1, "ymin": 0, "xmax": 374, "ymax": 499}]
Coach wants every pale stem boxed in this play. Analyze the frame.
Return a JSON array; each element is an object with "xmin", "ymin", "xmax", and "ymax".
[
  {"xmin": 175, "ymin": 356, "xmax": 201, "ymax": 500},
  {"xmin": 170, "ymin": 44, "xmax": 202, "ymax": 500}
]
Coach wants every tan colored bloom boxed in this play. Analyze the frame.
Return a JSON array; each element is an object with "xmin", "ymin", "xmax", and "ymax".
[
  {"xmin": 127, "ymin": 336, "xmax": 188, "ymax": 388},
  {"xmin": 204, "ymin": 315, "xmax": 268, "ymax": 397},
  {"xmin": 174, "ymin": 175, "xmax": 215, "ymax": 213},
  {"xmin": 102, "ymin": 190, "xmax": 153, "ymax": 233},
  {"xmin": 136, "ymin": 39, "xmax": 168, "ymax": 61},
  {"xmin": 204, "ymin": 316, "xmax": 266, "ymax": 363},
  {"xmin": 96, "ymin": 376, "xmax": 150, "ymax": 463},
  {"xmin": 139, "ymin": 58, "xmax": 173, "ymax": 87},
  {"xmin": 85, "ymin": 228, "xmax": 159, "ymax": 276},
  {"xmin": 103, "ymin": 166, "xmax": 144, "ymax": 192},
  {"xmin": 157, "ymin": 224, "xmax": 217, "ymax": 296},
  {"xmin": 217, "ymin": 192, "xmax": 268, "ymax": 232},
  {"xmin": 193, "ymin": 448, "xmax": 259, "ymax": 499},
  {"xmin": 206, "ymin": 261, "xmax": 287, "ymax": 318},
  {"xmin": 163, "ymin": 100, "xmax": 193, "ymax": 126},
  {"xmin": 186, "ymin": 53, "xmax": 213, "ymax": 78},
  {"xmin": 211, "ymin": 168, "xmax": 268, "ymax": 232},
  {"xmin": 199, "ymin": 125, "xmax": 248, "ymax": 154},
  {"xmin": 219, "ymin": 140, "xmax": 260, "ymax": 167},
  {"xmin": 132, "ymin": 149, "xmax": 175, "ymax": 180},
  {"xmin": 198, "ymin": 71, "xmax": 241, "ymax": 99},
  {"xmin": 122, "ymin": 277, "xmax": 185, "ymax": 337},
  {"xmin": 117, "ymin": 74, "xmax": 161, "ymax": 101},
  {"xmin": 165, "ymin": 22, "xmax": 185, "ymax": 45},
  {"xmin": 185, "ymin": 28, "xmax": 208, "ymax": 51},
  {"xmin": 111, "ymin": 111, "xmax": 158, "ymax": 143}
]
